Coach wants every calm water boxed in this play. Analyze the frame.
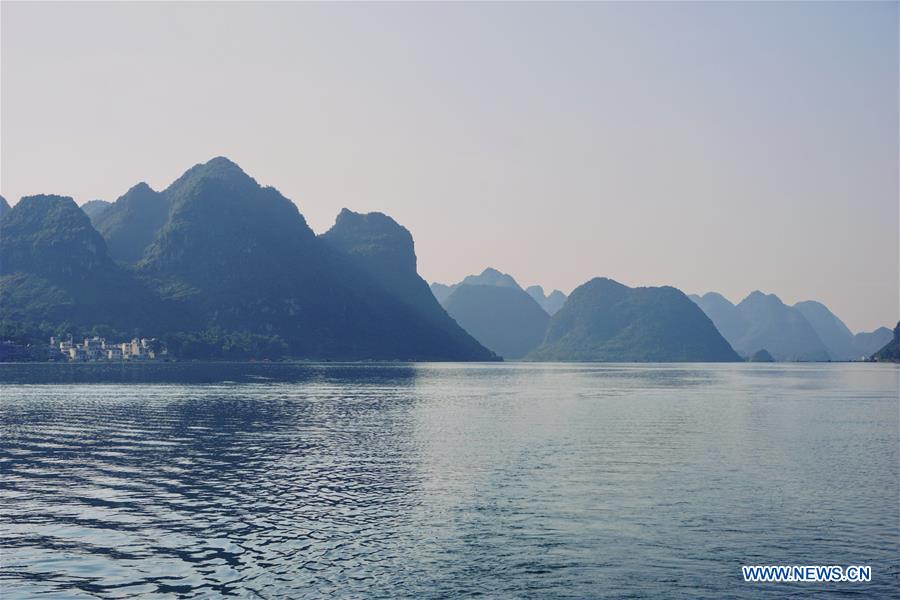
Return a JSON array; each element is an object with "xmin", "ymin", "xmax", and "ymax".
[{"xmin": 1, "ymin": 362, "xmax": 898, "ymax": 598}]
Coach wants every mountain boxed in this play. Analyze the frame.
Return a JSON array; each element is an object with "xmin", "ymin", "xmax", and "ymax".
[
  {"xmin": 461, "ymin": 267, "xmax": 520, "ymax": 289},
  {"xmin": 690, "ymin": 292, "xmax": 746, "ymax": 343},
  {"xmin": 0, "ymin": 195, "xmax": 160, "ymax": 332},
  {"xmin": 427, "ymin": 267, "xmax": 549, "ymax": 358},
  {"xmin": 320, "ymin": 209, "xmax": 496, "ymax": 360},
  {"xmin": 443, "ymin": 283, "xmax": 549, "ymax": 359},
  {"xmin": 80, "ymin": 199, "xmax": 112, "ymax": 222},
  {"xmin": 0, "ymin": 157, "xmax": 496, "ymax": 361},
  {"xmin": 526, "ymin": 285, "xmax": 567, "ymax": 315},
  {"xmin": 853, "ymin": 327, "xmax": 893, "ymax": 358},
  {"xmin": 430, "ymin": 282, "xmax": 454, "ymax": 304},
  {"xmin": 138, "ymin": 157, "xmax": 494, "ymax": 360},
  {"xmin": 0, "ymin": 195, "xmax": 9, "ymax": 217},
  {"xmin": 431, "ymin": 267, "xmax": 523, "ymax": 306},
  {"xmin": 793, "ymin": 300, "xmax": 856, "ymax": 360},
  {"xmin": 732, "ymin": 292, "xmax": 830, "ymax": 361},
  {"xmin": 92, "ymin": 182, "xmax": 170, "ymax": 264},
  {"xmin": 141, "ymin": 158, "xmax": 315, "ymax": 290},
  {"xmin": 872, "ymin": 323, "xmax": 900, "ymax": 361},
  {"xmin": 690, "ymin": 291, "xmax": 831, "ymax": 361},
  {"xmin": 528, "ymin": 277, "xmax": 740, "ymax": 362},
  {"xmin": 793, "ymin": 301, "xmax": 890, "ymax": 360},
  {"xmin": 748, "ymin": 349, "xmax": 775, "ymax": 362},
  {"xmin": 2, "ymin": 195, "xmax": 112, "ymax": 278}
]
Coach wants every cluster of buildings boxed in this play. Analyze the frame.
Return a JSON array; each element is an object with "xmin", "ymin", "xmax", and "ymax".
[{"xmin": 50, "ymin": 336, "xmax": 166, "ymax": 361}]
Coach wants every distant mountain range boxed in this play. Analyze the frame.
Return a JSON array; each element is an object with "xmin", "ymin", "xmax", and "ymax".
[
  {"xmin": 433, "ymin": 268, "xmax": 549, "ymax": 359},
  {"xmin": 1, "ymin": 158, "xmax": 892, "ymax": 363},
  {"xmin": 93, "ymin": 183, "xmax": 169, "ymax": 264},
  {"xmin": 689, "ymin": 292, "xmax": 891, "ymax": 361},
  {"xmin": 529, "ymin": 278, "xmax": 740, "ymax": 362},
  {"xmin": 526, "ymin": 286, "xmax": 567, "ymax": 315},
  {"xmin": 81, "ymin": 199, "xmax": 111, "ymax": 221},
  {"xmin": 0, "ymin": 157, "xmax": 495, "ymax": 361}
]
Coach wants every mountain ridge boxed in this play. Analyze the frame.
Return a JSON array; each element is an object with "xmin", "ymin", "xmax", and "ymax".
[
  {"xmin": 529, "ymin": 277, "xmax": 740, "ymax": 362},
  {"xmin": 0, "ymin": 158, "xmax": 496, "ymax": 361}
]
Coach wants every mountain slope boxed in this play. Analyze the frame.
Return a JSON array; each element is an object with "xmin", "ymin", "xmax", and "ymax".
[
  {"xmin": 690, "ymin": 292, "xmax": 746, "ymax": 343},
  {"xmin": 81, "ymin": 199, "xmax": 112, "ymax": 223},
  {"xmin": 137, "ymin": 157, "xmax": 494, "ymax": 360},
  {"xmin": 141, "ymin": 158, "xmax": 316, "ymax": 292},
  {"xmin": 872, "ymin": 323, "xmax": 900, "ymax": 361},
  {"xmin": 691, "ymin": 291, "xmax": 835, "ymax": 361},
  {"xmin": 431, "ymin": 267, "xmax": 523, "ymax": 307},
  {"xmin": 93, "ymin": 183, "xmax": 170, "ymax": 264},
  {"xmin": 529, "ymin": 278, "xmax": 739, "ymax": 362},
  {"xmin": 853, "ymin": 327, "xmax": 893, "ymax": 358},
  {"xmin": 443, "ymin": 284, "xmax": 549, "ymax": 359},
  {"xmin": 461, "ymin": 267, "xmax": 520, "ymax": 289},
  {"xmin": 430, "ymin": 282, "xmax": 454, "ymax": 304},
  {"xmin": 733, "ymin": 292, "xmax": 830, "ymax": 361},
  {"xmin": 0, "ymin": 158, "xmax": 501, "ymax": 361},
  {"xmin": 526, "ymin": 285, "xmax": 567, "ymax": 315},
  {"xmin": 321, "ymin": 209, "xmax": 496, "ymax": 360},
  {"xmin": 0, "ymin": 195, "xmax": 160, "ymax": 330},
  {"xmin": 793, "ymin": 300, "xmax": 855, "ymax": 360}
]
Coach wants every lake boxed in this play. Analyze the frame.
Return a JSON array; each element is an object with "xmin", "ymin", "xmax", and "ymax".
[{"xmin": 1, "ymin": 362, "xmax": 897, "ymax": 598}]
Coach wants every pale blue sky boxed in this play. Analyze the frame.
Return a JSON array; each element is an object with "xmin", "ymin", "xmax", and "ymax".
[{"xmin": 2, "ymin": 1, "xmax": 897, "ymax": 332}]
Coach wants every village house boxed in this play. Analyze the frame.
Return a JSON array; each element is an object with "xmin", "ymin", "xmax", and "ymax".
[{"xmin": 50, "ymin": 336, "xmax": 165, "ymax": 362}]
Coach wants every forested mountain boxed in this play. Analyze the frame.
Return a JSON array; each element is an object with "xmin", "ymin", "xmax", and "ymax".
[
  {"xmin": 529, "ymin": 278, "xmax": 739, "ymax": 362},
  {"xmin": 0, "ymin": 195, "xmax": 164, "ymax": 335},
  {"xmin": 92, "ymin": 183, "xmax": 169, "ymax": 264},
  {"xmin": 0, "ymin": 158, "xmax": 496, "ymax": 361},
  {"xmin": 321, "ymin": 209, "xmax": 496, "ymax": 360}
]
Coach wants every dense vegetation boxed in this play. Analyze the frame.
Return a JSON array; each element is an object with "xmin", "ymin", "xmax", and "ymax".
[
  {"xmin": 93, "ymin": 183, "xmax": 170, "ymax": 264},
  {"xmin": 0, "ymin": 158, "xmax": 495, "ymax": 361},
  {"xmin": 528, "ymin": 278, "xmax": 740, "ymax": 362}
]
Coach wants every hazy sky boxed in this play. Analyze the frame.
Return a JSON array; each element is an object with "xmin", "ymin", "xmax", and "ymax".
[{"xmin": 2, "ymin": 2, "xmax": 897, "ymax": 332}]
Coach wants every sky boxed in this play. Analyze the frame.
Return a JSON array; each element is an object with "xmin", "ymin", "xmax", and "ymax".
[{"xmin": 1, "ymin": 1, "xmax": 897, "ymax": 333}]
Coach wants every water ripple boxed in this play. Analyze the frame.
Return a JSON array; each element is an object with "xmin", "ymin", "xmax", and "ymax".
[{"xmin": 1, "ymin": 363, "xmax": 898, "ymax": 598}]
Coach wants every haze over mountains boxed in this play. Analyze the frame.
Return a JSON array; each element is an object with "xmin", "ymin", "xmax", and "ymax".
[
  {"xmin": 432, "ymin": 268, "xmax": 550, "ymax": 359},
  {"xmin": 80, "ymin": 199, "xmax": 111, "ymax": 221},
  {"xmin": 526, "ymin": 286, "xmax": 567, "ymax": 316},
  {"xmin": 530, "ymin": 278, "xmax": 740, "ymax": 362},
  {"xmin": 0, "ymin": 157, "xmax": 495, "ymax": 361},
  {"xmin": 0, "ymin": 157, "xmax": 893, "ymax": 363},
  {"xmin": 689, "ymin": 292, "xmax": 892, "ymax": 361}
]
